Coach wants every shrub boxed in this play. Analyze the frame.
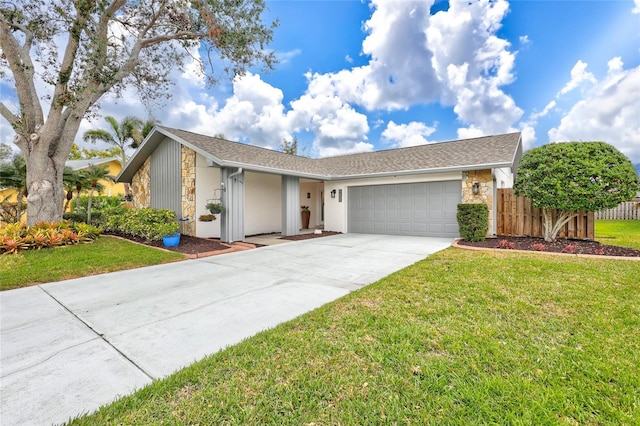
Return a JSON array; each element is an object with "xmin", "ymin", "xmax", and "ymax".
[
  {"xmin": 498, "ymin": 239, "xmax": 515, "ymax": 249},
  {"xmin": 562, "ymin": 244, "xmax": 577, "ymax": 254},
  {"xmin": 0, "ymin": 221, "xmax": 101, "ymax": 255},
  {"xmin": 456, "ymin": 203, "xmax": 489, "ymax": 242},
  {"xmin": 531, "ymin": 243, "xmax": 547, "ymax": 251},
  {"xmin": 105, "ymin": 208, "xmax": 179, "ymax": 242}
]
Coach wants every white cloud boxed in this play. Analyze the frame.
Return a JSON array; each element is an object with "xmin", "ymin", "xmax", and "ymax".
[
  {"xmin": 633, "ymin": 0, "xmax": 640, "ymax": 14},
  {"xmin": 276, "ymin": 49, "xmax": 302, "ymax": 65},
  {"xmin": 345, "ymin": 55, "xmax": 354, "ymax": 64},
  {"xmin": 557, "ymin": 60, "xmax": 597, "ymax": 97},
  {"xmin": 382, "ymin": 121, "xmax": 437, "ymax": 147},
  {"xmin": 548, "ymin": 59, "xmax": 640, "ymax": 163}
]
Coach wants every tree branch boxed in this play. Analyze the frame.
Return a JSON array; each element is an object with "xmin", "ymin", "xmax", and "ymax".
[{"xmin": 0, "ymin": 15, "xmax": 43, "ymax": 134}]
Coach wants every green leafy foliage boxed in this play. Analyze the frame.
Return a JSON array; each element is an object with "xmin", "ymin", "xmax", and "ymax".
[
  {"xmin": 456, "ymin": 203, "xmax": 488, "ymax": 242},
  {"xmin": 514, "ymin": 142, "xmax": 639, "ymax": 242},
  {"xmin": 105, "ymin": 208, "xmax": 179, "ymax": 242},
  {"xmin": 514, "ymin": 142, "xmax": 639, "ymax": 211},
  {"xmin": 0, "ymin": 221, "xmax": 101, "ymax": 255}
]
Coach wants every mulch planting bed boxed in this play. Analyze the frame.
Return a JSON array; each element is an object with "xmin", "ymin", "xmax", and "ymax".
[
  {"xmin": 107, "ymin": 230, "xmax": 342, "ymax": 256},
  {"xmin": 280, "ymin": 231, "xmax": 342, "ymax": 241},
  {"xmin": 457, "ymin": 236, "xmax": 640, "ymax": 257}
]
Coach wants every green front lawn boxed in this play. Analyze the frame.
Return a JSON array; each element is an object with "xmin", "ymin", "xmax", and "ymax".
[
  {"xmin": 0, "ymin": 236, "xmax": 185, "ymax": 291},
  {"xmin": 596, "ymin": 219, "xmax": 640, "ymax": 250},
  {"xmin": 71, "ymin": 249, "xmax": 640, "ymax": 425}
]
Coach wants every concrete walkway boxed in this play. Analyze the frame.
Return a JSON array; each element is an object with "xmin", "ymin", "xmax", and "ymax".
[{"xmin": 0, "ymin": 234, "xmax": 453, "ymax": 426}]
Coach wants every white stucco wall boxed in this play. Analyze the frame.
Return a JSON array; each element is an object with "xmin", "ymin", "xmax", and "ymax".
[
  {"xmin": 194, "ymin": 154, "xmax": 222, "ymax": 238},
  {"xmin": 324, "ymin": 171, "xmax": 463, "ymax": 233},
  {"xmin": 300, "ymin": 180, "xmax": 324, "ymax": 229},
  {"xmin": 244, "ymin": 171, "xmax": 282, "ymax": 236},
  {"xmin": 493, "ymin": 167, "xmax": 514, "ymax": 188}
]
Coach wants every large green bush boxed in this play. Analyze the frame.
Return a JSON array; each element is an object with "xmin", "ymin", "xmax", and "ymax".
[
  {"xmin": 514, "ymin": 141, "xmax": 639, "ymax": 242},
  {"xmin": 457, "ymin": 203, "xmax": 489, "ymax": 242},
  {"xmin": 105, "ymin": 208, "xmax": 179, "ymax": 242}
]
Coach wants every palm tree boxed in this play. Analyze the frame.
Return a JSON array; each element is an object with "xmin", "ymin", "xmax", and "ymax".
[
  {"xmin": 81, "ymin": 165, "xmax": 115, "ymax": 224},
  {"xmin": 0, "ymin": 155, "xmax": 28, "ymax": 222},
  {"xmin": 62, "ymin": 166, "xmax": 84, "ymax": 213},
  {"xmin": 83, "ymin": 116, "xmax": 143, "ymax": 164},
  {"xmin": 131, "ymin": 117, "xmax": 161, "ymax": 149}
]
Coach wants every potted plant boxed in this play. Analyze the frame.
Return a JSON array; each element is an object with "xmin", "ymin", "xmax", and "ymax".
[
  {"xmin": 301, "ymin": 205, "xmax": 310, "ymax": 229},
  {"xmin": 205, "ymin": 202, "xmax": 225, "ymax": 214},
  {"xmin": 158, "ymin": 222, "xmax": 180, "ymax": 247},
  {"xmin": 198, "ymin": 214, "xmax": 216, "ymax": 222}
]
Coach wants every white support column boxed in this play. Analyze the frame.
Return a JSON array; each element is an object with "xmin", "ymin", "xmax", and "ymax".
[
  {"xmin": 221, "ymin": 167, "xmax": 245, "ymax": 243},
  {"xmin": 281, "ymin": 175, "xmax": 300, "ymax": 236}
]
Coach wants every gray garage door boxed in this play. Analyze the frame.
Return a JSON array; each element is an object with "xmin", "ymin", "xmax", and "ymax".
[{"xmin": 348, "ymin": 181, "xmax": 461, "ymax": 238}]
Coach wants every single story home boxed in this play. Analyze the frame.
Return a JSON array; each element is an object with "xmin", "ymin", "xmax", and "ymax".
[
  {"xmin": 118, "ymin": 127, "xmax": 522, "ymax": 243},
  {"xmin": 65, "ymin": 157, "xmax": 126, "ymax": 199}
]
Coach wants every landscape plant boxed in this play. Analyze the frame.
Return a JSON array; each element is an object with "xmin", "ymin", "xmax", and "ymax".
[
  {"xmin": 514, "ymin": 142, "xmax": 639, "ymax": 242},
  {"xmin": 0, "ymin": 221, "xmax": 101, "ymax": 255},
  {"xmin": 0, "ymin": 0, "xmax": 276, "ymax": 224},
  {"xmin": 105, "ymin": 207, "xmax": 179, "ymax": 242},
  {"xmin": 456, "ymin": 203, "xmax": 488, "ymax": 242}
]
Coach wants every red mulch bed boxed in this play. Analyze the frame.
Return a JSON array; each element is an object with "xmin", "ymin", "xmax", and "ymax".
[
  {"xmin": 457, "ymin": 236, "xmax": 640, "ymax": 257},
  {"xmin": 106, "ymin": 232, "xmax": 229, "ymax": 255},
  {"xmin": 107, "ymin": 231, "xmax": 342, "ymax": 256}
]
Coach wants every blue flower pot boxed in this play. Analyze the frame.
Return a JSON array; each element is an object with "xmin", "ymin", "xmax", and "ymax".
[{"xmin": 163, "ymin": 233, "xmax": 181, "ymax": 247}]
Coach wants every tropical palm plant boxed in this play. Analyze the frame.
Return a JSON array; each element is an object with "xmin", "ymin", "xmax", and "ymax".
[
  {"xmin": 83, "ymin": 116, "xmax": 143, "ymax": 164},
  {"xmin": 0, "ymin": 155, "xmax": 28, "ymax": 222},
  {"xmin": 131, "ymin": 118, "xmax": 161, "ymax": 149},
  {"xmin": 81, "ymin": 165, "xmax": 115, "ymax": 224},
  {"xmin": 62, "ymin": 166, "xmax": 85, "ymax": 213}
]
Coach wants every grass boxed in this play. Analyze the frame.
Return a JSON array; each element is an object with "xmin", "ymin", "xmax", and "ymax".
[
  {"xmin": 0, "ymin": 236, "xmax": 185, "ymax": 291},
  {"xmin": 595, "ymin": 219, "xmax": 640, "ymax": 250},
  {"xmin": 70, "ymin": 249, "xmax": 640, "ymax": 425}
]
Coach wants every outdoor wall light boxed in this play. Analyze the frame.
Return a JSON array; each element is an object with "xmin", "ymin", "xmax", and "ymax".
[
  {"xmin": 472, "ymin": 182, "xmax": 480, "ymax": 195},
  {"xmin": 331, "ymin": 189, "xmax": 336, "ymax": 198}
]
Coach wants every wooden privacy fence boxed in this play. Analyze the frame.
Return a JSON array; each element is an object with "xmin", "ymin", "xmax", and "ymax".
[
  {"xmin": 497, "ymin": 189, "xmax": 594, "ymax": 240},
  {"xmin": 595, "ymin": 200, "xmax": 640, "ymax": 220}
]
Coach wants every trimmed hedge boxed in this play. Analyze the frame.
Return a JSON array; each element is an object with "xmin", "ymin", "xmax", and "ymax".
[
  {"xmin": 457, "ymin": 203, "xmax": 488, "ymax": 242},
  {"xmin": 105, "ymin": 208, "xmax": 179, "ymax": 242}
]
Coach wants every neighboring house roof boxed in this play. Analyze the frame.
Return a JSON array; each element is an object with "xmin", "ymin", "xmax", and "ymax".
[
  {"xmin": 66, "ymin": 158, "xmax": 121, "ymax": 171},
  {"xmin": 118, "ymin": 126, "xmax": 522, "ymax": 182}
]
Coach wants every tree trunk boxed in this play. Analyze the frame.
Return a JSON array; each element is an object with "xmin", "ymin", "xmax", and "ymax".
[
  {"xmin": 23, "ymin": 119, "xmax": 82, "ymax": 225},
  {"xmin": 542, "ymin": 209, "xmax": 576, "ymax": 242},
  {"xmin": 87, "ymin": 187, "xmax": 95, "ymax": 224},
  {"xmin": 15, "ymin": 191, "xmax": 24, "ymax": 223},
  {"xmin": 25, "ymin": 150, "xmax": 65, "ymax": 225}
]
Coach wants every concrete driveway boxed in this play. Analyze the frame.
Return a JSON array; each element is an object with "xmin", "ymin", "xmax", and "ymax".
[{"xmin": 0, "ymin": 233, "xmax": 453, "ymax": 425}]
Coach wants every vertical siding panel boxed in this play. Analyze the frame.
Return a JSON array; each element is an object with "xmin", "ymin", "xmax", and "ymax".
[{"xmin": 150, "ymin": 138, "xmax": 181, "ymax": 218}]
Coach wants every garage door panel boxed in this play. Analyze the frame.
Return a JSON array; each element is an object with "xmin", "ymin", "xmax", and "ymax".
[{"xmin": 348, "ymin": 181, "xmax": 461, "ymax": 238}]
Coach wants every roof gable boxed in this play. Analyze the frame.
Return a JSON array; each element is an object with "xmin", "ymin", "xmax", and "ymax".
[{"xmin": 118, "ymin": 127, "xmax": 522, "ymax": 182}]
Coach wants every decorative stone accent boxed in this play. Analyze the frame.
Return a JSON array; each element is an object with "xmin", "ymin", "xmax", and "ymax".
[
  {"xmin": 462, "ymin": 170, "xmax": 494, "ymax": 235},
  {"xmin": 131, "ymin": 157, "xmax": 151, "ymax": 208},
  {"xmin": 181, "ymin": 145, "xmax": 196, "ymax": 236}
]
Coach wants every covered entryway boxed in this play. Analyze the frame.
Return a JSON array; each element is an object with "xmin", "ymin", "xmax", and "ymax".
[{"xmin": 348, "ymin": 181, "xmax": 461, "ymax": 238}]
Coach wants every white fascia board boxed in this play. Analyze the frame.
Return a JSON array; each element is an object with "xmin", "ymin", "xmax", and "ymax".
[
  {"xmin": 325, "ymin": 162, "xmax": 514, "ymax": 181},
  {"xmin": 215, "ymin": 160, "xmax": 328, "ymax": 180}
]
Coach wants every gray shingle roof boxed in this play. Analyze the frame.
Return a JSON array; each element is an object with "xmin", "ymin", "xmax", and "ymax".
[{"xmin": 118, "ymin": 126, "xmax": 522, "ymax": 182}]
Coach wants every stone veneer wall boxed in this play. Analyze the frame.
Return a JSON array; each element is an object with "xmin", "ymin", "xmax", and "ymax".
[
  {"xmin": 181, "ymin": 145, "xmax": 196, "ymax": 236},
  {"xmin": 131, "ymin": 157, "xmax": 151, "ymax": 208},
  {"xmin": 462, "ymin": 169, "xmax": 494, "ymax": 236}
]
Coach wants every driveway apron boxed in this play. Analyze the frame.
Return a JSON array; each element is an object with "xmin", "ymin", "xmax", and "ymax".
[{"xmin": 0, "ymin": 234, "xmax": 453, "ymax": 425}]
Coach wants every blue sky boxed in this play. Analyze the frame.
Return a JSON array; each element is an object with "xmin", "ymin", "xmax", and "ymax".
[{"xmin": 2, "ymin": 0, "xmax": 639, "ymax": 164}]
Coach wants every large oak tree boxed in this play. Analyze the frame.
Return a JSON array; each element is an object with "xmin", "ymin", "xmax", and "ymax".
[{"xmin": 0, "ymin": 0, "xmax": 276, "ymax": 224}]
